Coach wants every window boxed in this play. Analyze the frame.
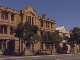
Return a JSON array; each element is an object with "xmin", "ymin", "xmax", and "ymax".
[
  {"xmin": 41, "ymin": 20, "xmax": 43, "ymax": 27},
  {"xmin": 26, "ymin": 15, "xmax": 27, "ymax": 21},
  {"xmin": 11, "ymin": 14, "xmax": 14, "ymax": 21},
  {"xmin": 48, "ymin": 22, "xmax": 49, "ymax": 28},
  {"xmin": 30, "ymin": 16, "xmax": 31, "ymax": 24},
  {"xmin": 1, "ymin": 12, "xmax": 8, "ymax": 20},
  {"xmin": 46, "ymin": 22, "xmax": 48, "ymax": 28},
  {"xmin": 10, "ymin": 27, "xmax": 13, "ymax": 35},
  {"xmin": 32, "ymin": 17, "xmax": 34, "ymax": 25},
  {"xmin": 28, "ymin": 16, "xmax": 31, "ymax": 24},
  {"xmin": 46, "ymin": 22, "xmax": 49, "ymax": 28},
  {"xmin": 1, "ymin": 12, "xmax": 5, "ymax": 20},
  {"xmin": 28, "ymin": 16, "xmax": 30, "ymax": 21},
  {"xmin": 5, "ymin": 12, "xmax": 8, "ymax": 20},
  {"xmin": 0, "ymin": 40, "xmax": 6, "ymax": 50},
  {"xmin": 51, "ymin": 23, "xmax": 53, "ymax": 29},
  {"xmin": 4, "ymin": 26, "xmax": 7, "ymax": 34},
  {"xmin": 0, "ymin": 26, "xmax": 3, "ymax": 34}
]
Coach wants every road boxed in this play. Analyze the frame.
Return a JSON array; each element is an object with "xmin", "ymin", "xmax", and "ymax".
[{"xmin": 0, "ymin": 53, "xmax": 80, "ymax": 60}]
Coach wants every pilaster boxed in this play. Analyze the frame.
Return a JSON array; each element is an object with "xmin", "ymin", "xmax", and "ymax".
[
  {"xmin": 33, "ymin": 16, "xmax": 35, "ymax": 25},
  {"xmin": 44, "ymin": 21, "xmax": 46, "ymax": 30},
  {"xmin": 23, "ymin": 14, "xmax": 26, "ymax": 23},
  {"xmin": 49, "ymin": 22, "xmax": 51, "ymax": 29},
  {"xmin": 0, "ymin": 10, "xmax": 1, "ymax": 20},
  {"xmin": 7, "ymin": 26, "xmax": 10, "ymax": 35},
  {"xmin": 14, "ymin": 14, "xmax": 16, "ymax": 23},
  {"xmin": 8, "ymin": 12, "xmax": 11, "ymax": 21}
]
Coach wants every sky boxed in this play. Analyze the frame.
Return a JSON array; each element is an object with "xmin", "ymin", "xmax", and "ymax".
[{"xmin": 0, "ymin": 0, "xmax": 80, "ymax": 30}]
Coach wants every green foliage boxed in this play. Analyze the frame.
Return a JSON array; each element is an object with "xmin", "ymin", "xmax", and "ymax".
[
  {"xmin": 42, "ymin": 32, "xmax": 53, "ymax": 44},
  {"xmin": 63, "ymin": 36, "xmax": 70, "ymax": 41},
  {"xmin": 53, "ymin": 32, "xmax": 63, "ymax": 43},
  {"xmin": 31, "ymin": 25, "xmax": 39, "ymax": 34},
  {"xmin": 14, "ymin": 22, "xmax": 24, "ymax": 38},
  {"xmin": 68, "ymin": 27, "xmax": 80, "ymax": 44},
  {"xmin": 42, "ymin": 32, "xmax": 63, "ymax": 44},
  {"xmin": 15, "ymin": 21, "xmax": 39, "ymax": 43}
]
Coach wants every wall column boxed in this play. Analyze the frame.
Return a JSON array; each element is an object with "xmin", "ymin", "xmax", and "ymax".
[
  {"xmin": 54, "ymin": 22, "xmax": 56, "ymax": 30},
  {"xmin": 7, "ymin": 26, "xmax": 10, "ymax": 35},
  {"xmin": 8, "ymin": 12, "xmax": 11, "ymax": 21},
  {"xmin": 0, "ymin": 10, "xmax": 1, "ymax": 20},
  {"xmin": 33, "ymin": 16, "xmax": 35, "ymax": 25},
  {"xmin": 44, "ymin": 21, "xmax": 46, "ymax": 30},
  {"xmin": 6, "ymin": 40, "xmax": 9, "ymax": 50},
  {"xmin": 49, "ymin": 22, "xmax": 51, "ymax": 29},
  {"xmin": 23, "ymin": 14, "xmax": 26, "ymax": 23},
  {"xmin": 14, "ymin": 14, "xmax": 16, "ymax": 23},
  {"xmin": 35, "ymin": 17, "xmax": 37, "ymax": 25}
]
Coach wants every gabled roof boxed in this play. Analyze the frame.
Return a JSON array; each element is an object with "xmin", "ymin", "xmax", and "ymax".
[
  {"xmin": 56, "ymin": 26, "xmax": 64, "ymax": 30},
  {"xmin": 22, "ymin": 5, "xmax": 38, "ymax": 15},
  {"xmin": 56, "ymin": 26, "xmax": 69, "ymax": 33}
]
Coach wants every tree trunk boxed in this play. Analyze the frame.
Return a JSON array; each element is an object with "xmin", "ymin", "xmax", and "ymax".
[{"xmin": 19, "ymin": 38, "xmax": 21, "ymax": 55}]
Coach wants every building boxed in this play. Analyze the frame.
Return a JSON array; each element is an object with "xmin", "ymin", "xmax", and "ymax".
[
  {"xmin": 0, "ymin": 6, "xmax": 56, "ymax": 55},
  {"xmin": 56, "ymin": 26, "xmax": 70, "ymax": 53},
  {"xmin": 56, "ymin": 26, "xmax": 70, "ymax": 38}
]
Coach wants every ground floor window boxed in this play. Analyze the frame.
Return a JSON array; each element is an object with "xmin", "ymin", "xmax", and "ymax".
[{"xmin": 0, "ymin": 40, "xmax": 6, "ymax": 51}]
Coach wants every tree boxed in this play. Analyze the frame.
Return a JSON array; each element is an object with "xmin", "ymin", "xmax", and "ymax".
[
  {"xmin": 42, "ymin": 32, "xmax": 63, "ymax": 54},
  {"xmin": 15, "ymin": 21, "xmax": 39, "ymax": 55},
  {"xmin": 68, "ymin": 27, "xmax": 80, "ymax": 44},
  {"xmin": 63, "ymin": 36, "xmax": 70, "ymax": 41},
  {"xmin": 14, "ymin": 22, "xmax": 24, "ymax": 55},
  {"xmin": 53, "ymin": 32, "xmax": 63, "ymax": 44},
  {"xmin": 42, "ymin": 32, "xmax": 53, "ymax": 44},
  {"xmin": 68, "ymin": 27, "xmax": 80, "ymax": 53},
  {"xmin": 41, "ymin": 32, "xmax": 54, "ymax": 54},
  {"xmin": 23, "ymin": 21, "xmax": 39, "ymax": 43},
  {"xmin": 22, "ymin": 21, "xmax": 39, "ymax": 55}
]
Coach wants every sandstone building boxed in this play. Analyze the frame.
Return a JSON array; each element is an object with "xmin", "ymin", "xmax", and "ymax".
[{"xmin": 0, "ymin": 6, "xmax": 56, "ymax": 55}]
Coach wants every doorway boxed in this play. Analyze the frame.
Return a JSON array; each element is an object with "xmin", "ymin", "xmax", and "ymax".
[{"xmin": 7, "ymin": 40, "xmax": 15, "ymax": 55}]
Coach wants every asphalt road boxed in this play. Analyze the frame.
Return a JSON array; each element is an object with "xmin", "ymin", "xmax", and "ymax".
[{"xmin": 0, "ymin": 53, "xmax": 80, "ymax": 60}]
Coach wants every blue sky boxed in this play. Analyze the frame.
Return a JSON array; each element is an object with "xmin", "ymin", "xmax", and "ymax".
[{"xmin": 0, "ymin": 0, "xmax": 80, "ymax": 30}]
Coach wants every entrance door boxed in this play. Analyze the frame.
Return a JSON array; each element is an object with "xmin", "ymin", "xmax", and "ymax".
[{"xmin": 8, "ymin": 40, "xmax": 15, "ymax": 55}]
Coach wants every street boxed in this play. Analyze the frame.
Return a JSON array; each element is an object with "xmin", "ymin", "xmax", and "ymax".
[{"xmin": 0, "ymin": 53, "xmax": 80, "ymax": 60}]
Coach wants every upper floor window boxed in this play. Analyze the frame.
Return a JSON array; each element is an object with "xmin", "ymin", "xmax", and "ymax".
[
  {"xmin": 0, "ymin": 26, "xmax": 3, "ymax": 34},
  {"xmin": 26, "ymin": 15, "xmax": 27, "ymax": 21},
  {"xmin": 1, "ymin": 12, "xmax": 5, "ymax": 20},
  {"xmin": 5, "ymin": 12, "xmax": 8, "ymax": 20},
  {"xmin": 46, "ymin": 22, "xmax": 49, "ymax": 28},
  {"xmin": 10, "ymin": 27, "xmax": 14, "ymax": 35},
  {"xmin": 51, "ymin": 23, "xmax": 53, "ymax": 29},
  {"xmin": 4, "ymin": 26, "xmax": 7, "ymax": 34},
  {"xmin": 0, "ymin": 25, "xmax": 7, "ymax": 34},
  {"xmin": 28, "ymin": 16, "xmax": 31, "ymax": 24},
  {"xmin": 11, "ymin": 13, "xmax": 14, "ymax": 21},
  {"xmin": 30, "ymin": 16, "xmax": 31, "ymax": 24},
  {"xmin": 1, "ymin": 12, "xmax": 8, "ymax": 20},
  {"xmin": 32, "ymin": 17, "xmax": 34, "ymax": 25},
  {"xmin": 48, "ymin": 22, "xmax": 49, "ymax": 28},
  {"xmin": 41, "ymin": 20, "xmax": 43, "ymax": 27}
]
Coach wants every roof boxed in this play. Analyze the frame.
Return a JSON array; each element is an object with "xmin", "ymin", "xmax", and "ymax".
[{"xmin": 56, "ymin": 26, "xmax": 64, "ymax": 30}]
